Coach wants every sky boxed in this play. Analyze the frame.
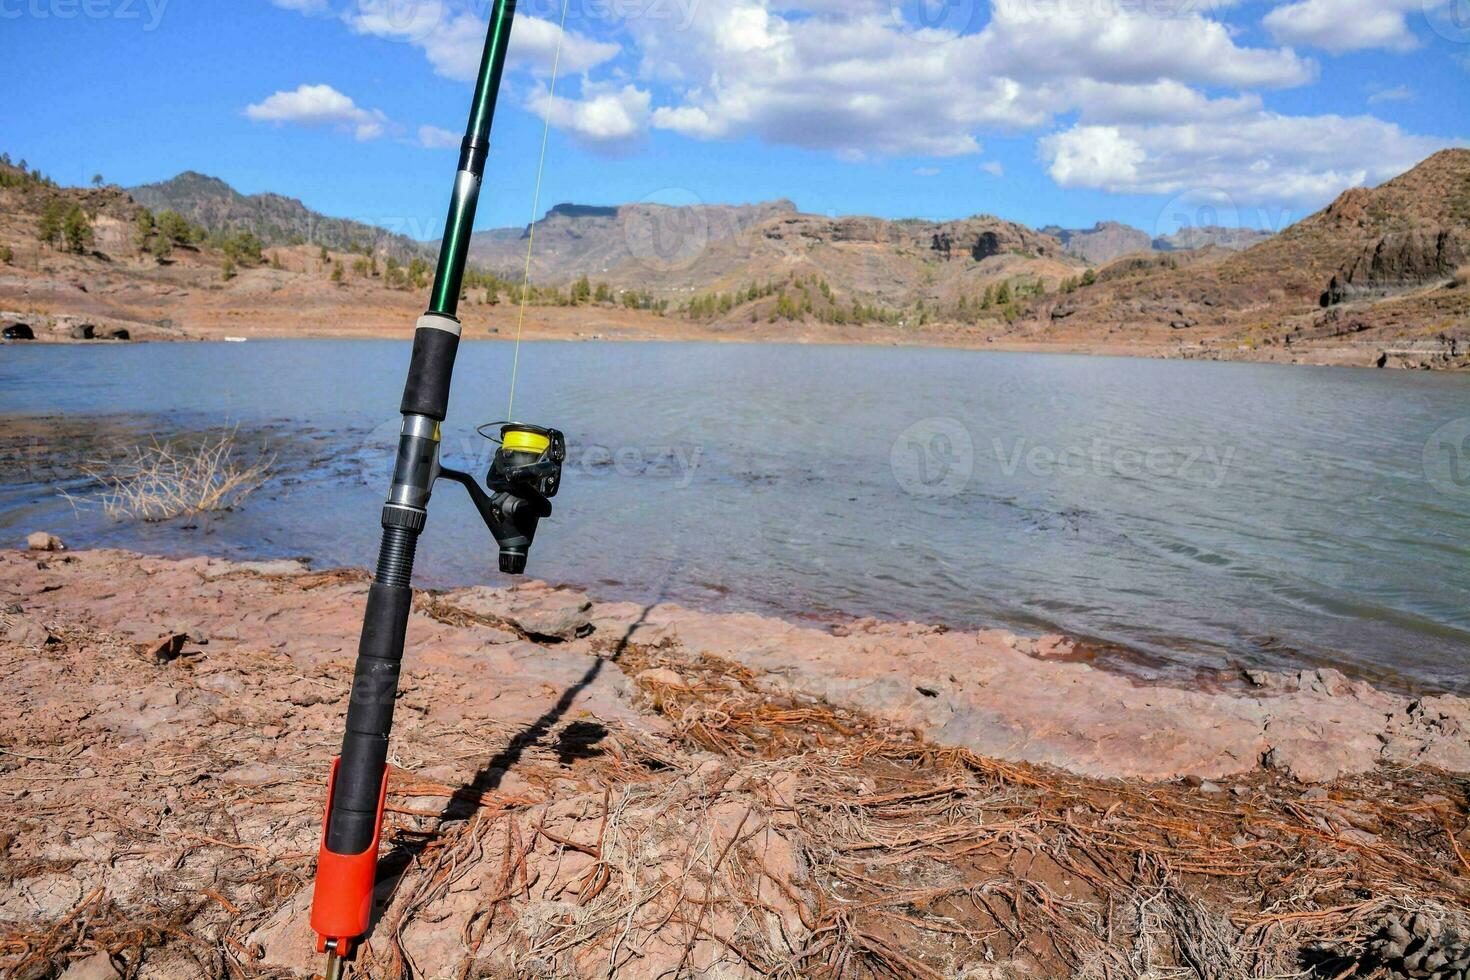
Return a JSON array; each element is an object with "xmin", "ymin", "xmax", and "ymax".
[{"xmin": 3, "ymin": 0, "xmax": 1468, "ymax": 239}]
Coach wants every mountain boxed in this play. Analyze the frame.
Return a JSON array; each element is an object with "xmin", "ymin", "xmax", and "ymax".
[
  {"xmin": 1041, "ymin": 221, "xmax": 1153, "ymax": 265},
  {"xmin": 1039, "ymin": 149, "xmax": 1470, "ymax": 349},
  {"xmin": 1040, "ymin": 221, "xmax": 1274, "ymax": 265},
  {"xmin": 464, "ymin": 199, "xmax": 1084, "ymax": 310},
  {"xmin": 463, "ymin": 199, "xmax": 801, "ymax": 281},
  {"xmin": 1153, "ymin": 226, "xmax": 1273, "ymax": 252},
  {"xmin": 129, "ymin": 171, "xmax": 432, "ymax": 260}
]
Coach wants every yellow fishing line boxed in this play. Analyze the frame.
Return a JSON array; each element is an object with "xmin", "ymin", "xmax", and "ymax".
[{"xmin": 506, "ymin": 0, "xmax": 571, "ymax": 421}]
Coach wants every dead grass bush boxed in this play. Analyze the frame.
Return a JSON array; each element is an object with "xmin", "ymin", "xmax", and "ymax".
[{"xmin": 69, "ymin": 431, "xmax": 274, "ymax": 521}]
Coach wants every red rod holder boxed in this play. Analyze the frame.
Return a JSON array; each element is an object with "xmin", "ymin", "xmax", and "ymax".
[{"xmin": 310, "ymin": 758, "xmax": 389, "ymax": 958}]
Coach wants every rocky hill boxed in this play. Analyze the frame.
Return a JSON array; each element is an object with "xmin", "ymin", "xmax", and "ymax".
[
  {"xmin": 129, "ymin": 171, "xmax": 432, "ymax": 260},
  {"xmin": 467, "ymin": 199, "xmax": 1085, "ymax": 317},
  {"xmin": 1155, "ymin": 225, "xmax": 1273, "ymax": 253},
  {"xmin": 464, "ymin": 199, "xmax": 800, "ymax": 280},
  {"xmin": 1042, "ymin": 221, "xmax": 1153, "ymax": 264},
  {"xmin": 1041, "ymin": 220, "xmax": 1273, "ymax": 264},
  {"xmin": 4, "ymin": 149, "xmax": 1464, "ymax": 368},
  {"xmin": 1030, "ymin": 149, "xmax": 1470, "ymax": 366}
]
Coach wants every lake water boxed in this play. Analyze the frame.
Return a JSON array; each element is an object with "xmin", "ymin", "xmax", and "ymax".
[{"xmin": 2, "ymin": 340, "xmax": 1468, "ymax": 693}]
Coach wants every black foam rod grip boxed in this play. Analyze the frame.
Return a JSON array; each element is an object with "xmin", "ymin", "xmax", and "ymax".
[{"xmin": 400, "ymin": 323, "xmax": 461, "ymax": 421}]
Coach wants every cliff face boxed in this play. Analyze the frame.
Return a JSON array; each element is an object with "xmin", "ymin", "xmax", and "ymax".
[
  {"xmin": 1043, "ymin": 221, "xmax": 1153, "ymax": 264},
  {"xmin": 464, "ymin": 199, "xmax": 800, "ymax": 280},
  {"xmin": 1322, "ymin": 227, "xmax": 1469, "ymax": 306}
]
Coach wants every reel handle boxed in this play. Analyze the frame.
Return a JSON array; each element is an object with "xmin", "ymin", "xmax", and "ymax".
[{"xmin": 438, "ymin": 466, "xmax": 552, "ymax": 574}]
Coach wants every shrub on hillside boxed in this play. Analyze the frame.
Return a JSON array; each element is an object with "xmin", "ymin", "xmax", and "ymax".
[{"xmin": 62, "ymin": 205, "xmax": 92, "ymax": 254}]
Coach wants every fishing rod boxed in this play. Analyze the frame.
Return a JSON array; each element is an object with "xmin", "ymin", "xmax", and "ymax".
[{"xmin": 307, "ymin": 2, "xmax": 565, "ymax": 976}]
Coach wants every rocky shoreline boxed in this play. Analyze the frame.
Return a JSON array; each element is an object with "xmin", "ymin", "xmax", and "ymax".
[
  {"xmin": 4, "ymin": 303, "xmax": 1466, "ymax": 373},
  {"xmin": 3, "ymin": 548, "xmax": 1468, "ymax": 977},
  {"xmin": 4, "ymin": 548, "xmax": 1468, "ymax": 786}
]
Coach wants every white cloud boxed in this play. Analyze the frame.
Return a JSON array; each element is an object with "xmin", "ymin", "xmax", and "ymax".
[
  {"xmin": 1263, "ymin": 0, "xmax": 1428, "ymax": 53},
  {"xmin": 1040, "ymin": 112, "xmax": 1451, "ymax": 206},
  {"xmin": 913, "ymin": 166, "xmax": 940, "ymax": 177},
  {"xmin": 269, "ymin": 0, "xmax": 329, "ymax": 13},
  {"xmin": 979, "ymin": 0, "xmax": 1314, "ymax": 90},
  {"xmin": 245, "ymin": 84, "xmax": 389, "ymax": 141},
  {"xmin": 1069, "ymin": 80, "xmax": 1263, "ymax": 125},
  {"xmin": 418, "ymin": 124, "xmax": 460, "ymax": 148},
  {"xmin": 348, "ymin": 2, "xmax": 618, "ymax": 80},
  {"xmin": 527, "ymin": 82, "xmax": 651, "ymax": 149},
  {"xmin": 643, "ymin": 8, "xmax": 1026, "ymax": 158},
  {"xmin": 1367, "ymin": 84, "xmax": 1415, "ymax": 104},
  {"xmin": 636, "ymin": 1, "xmax": 1314, "ymax": 159},
  {"xmin": 259, "ymin": 0, "xmax": 1450, "ymax": 221},
  {"xmin": 1045, "ymin": 126, "xmax": 1147, "ymax": 188}
]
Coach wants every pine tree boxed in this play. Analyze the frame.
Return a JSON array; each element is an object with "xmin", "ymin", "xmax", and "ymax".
[
  {"xmin": 1081, "ymin": 268, "xmax": 1097, "ymax": 286},
  {"xmin": 37, "ymin": 200, "xmax": 67, "ymax": 247},
  {"xmin": 156, "ymin": 210, "xmax": 197, "ymax": 245},
  {"xmin": 62, "ymin": 206, "xmax": 93, "ymax": 253},
  {"xmin": 134, "ymin": 209, "xmax": 155, "ymax": 248}
]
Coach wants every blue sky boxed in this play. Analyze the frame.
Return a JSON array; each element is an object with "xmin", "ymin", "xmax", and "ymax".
[{"xmin": 3, "ymin": 0, "xmax": 1467, "ymax": 238}]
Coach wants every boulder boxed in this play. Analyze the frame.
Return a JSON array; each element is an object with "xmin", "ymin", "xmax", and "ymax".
[
  {"xmin": 69, "ymin": 323, "xmax": 95, "ymax": 340},
  {"xmin": 4, "ymin": 614, "xmax": 55, "ymax": 649},
  {"xmin": 26, "ymin": 532, "xmax": 66, "ymax": 551},
  {"xmin": 443, "ymin": 583, "xmax": 594, "ymax": 642}
]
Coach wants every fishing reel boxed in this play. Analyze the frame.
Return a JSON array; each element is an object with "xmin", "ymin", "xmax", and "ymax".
[{"xmin": 438, "ymin": 423, "xmax": 565, "ymax": 574}]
